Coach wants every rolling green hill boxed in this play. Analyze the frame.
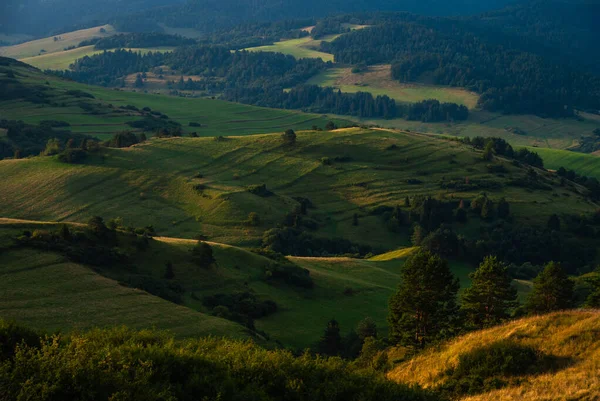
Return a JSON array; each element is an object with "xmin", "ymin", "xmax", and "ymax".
[
  {"xmin": 525, "ymin": 147, "xmax": 600, "ymax": 180},
  {"xmin": 0, "ymin": 58, "xmax": 348, "ymax": 139},
  {"xmin": 0, "ymin": 220, "xmax": 252, "ymax": 340},
  {"xmin": 0, "ymin": 218, "xmax": 476, "ymax": 349},
  {"xmin": 0, "ymin": 127, "xmax": 596, "ymax": 246}
]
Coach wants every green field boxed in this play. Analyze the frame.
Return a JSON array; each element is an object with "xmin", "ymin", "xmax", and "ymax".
[
  {"xmin": 20, "ymin": 46, "xmax": 174, "ymax": 70},
  {"xmin": 0, "ymin": 128, "xmax": 595, "ymax": 247},
  {"xmin": 524, "ymin": 147, "xmax": 600, "ymax": 179},
  {"xmin": 307, "ymin": 65, "xmax": 480, "ymax": 108},
  {"xmin": 244, "ymin": 35, "xmax": 337, "ymax": 62},
  {"xmin": 0, "ymin": 25, "xmax": 116, "ymax": 59},
  {"xmin": 0, "ymin": 62, "xmax": 348, "ymax": 138},
  {"xmin": 0, "ymin": 227, "xmax": 250, "ymax": 340}
]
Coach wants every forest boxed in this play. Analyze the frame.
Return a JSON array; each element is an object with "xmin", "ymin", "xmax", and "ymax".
[{"xmin": 324, "ymin": 21, "xmax": 600, "ymax": 117}]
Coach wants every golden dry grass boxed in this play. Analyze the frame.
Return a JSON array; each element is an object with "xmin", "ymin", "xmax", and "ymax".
[
  {"xmin": 369, "ymin": 247, "xmax": 418, "ymax": 261},
  {"xmin": 388, "ymin": 311, "xmax": 600, "ymax": 400}
]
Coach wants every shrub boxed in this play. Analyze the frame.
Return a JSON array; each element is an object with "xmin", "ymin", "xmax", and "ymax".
[
  {"xmin": 247, "ymin": 184, "xmax": 273, "ymax": 197},
  {"xmin": 0, "ymin": 325, "xmax": 437, "ymax": 401}
]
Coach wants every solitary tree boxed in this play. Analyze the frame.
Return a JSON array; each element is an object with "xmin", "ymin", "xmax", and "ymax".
[
  {"xmin": 248, "ymin": 212, "xmax": 260, "ymax": 227},
  {"xmin": 526, "ymin": 262, "xmax": 573, "ymax": 314},
  {"xmin": 325, "ymin": 121, "xmax": 337, "ymax": 131},
  {"xmin": 388, "ymin": 250, "xmax": 459, "ymax": 347},
  {"xmin": 497, "ymin": 198, "xmax": 510, "ymax": 219},
  {"xmin": 164, "ymin": 262, "xmax": 175, "ymax": 280},
  {"xmin": 356, "ymin": 317, "xmax": 378, "ymax": 340},
  {"xmin": 192, "ymin": 241, "xmax": 216, "ymax": 268},
  {"xmin": 461, "ymin": 256, "xmax": 518, "ymax": 328},
  {"xmin": 547, "ymin": 214, "xmax": 561, "ymax": 231},
  {"xmin": 281, "ymin": 129, "xmax": 296, "ymax": 145},
  {"xmin": 482, "ymin": 141, "xmax": 494, "ymax": 161},
  {"xmin": 352, "ymin": 213, "xmax": 359, "ymax": 226},
  {"xmin": 317, "ymin": 319, "xmax": 343, "ymax": 356},
  {"xmin": 134, "ymin": 74, "xmax": 144, "ymax": 88}
]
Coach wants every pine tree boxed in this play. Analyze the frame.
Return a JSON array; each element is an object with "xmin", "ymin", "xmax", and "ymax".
[
  {"xmin": 192, "ymin": 241, "xmax": 216, "ymax": 268},
  {"xmin": 352, "ymin": 213, "xmax": 359, "ymax": 226},
  {"xmin": 317, "ymin": 319, "xmax": 342, "ymax": 356},
  {"xmin": 404, "ymin": 196, "xmax": 410, "ymax": 207},
  {"xmin": 411, "ymin": 224, "xmax": 424, "ymax": 246},
  {"xmin": 461, "ymin": 256, "xmax": 518, "ymax": 328},
  {"xmin": 164, "ymin": 262, "xmax": 175, "ymax": 280},
  {"xmin": 388, "ymin": 250, "xmax": 459, "ymax": 347},
  {"xmin": 59, "ymin": 224, "xmax": 72, "ymax": 241},
  {"xmin": 526, "ymin": 262, "xmax": 573, "ymax": 314},
  {"xmin": 482, "ymin": 141, "xmax": 494, "ymax": 161},
  {"xmin": 547, "ymin": 214, "xmax": 561, "ymax": 231},
  {"xmin": 497, "ymin": 198, "xmax": 510, "ymax": 219},
  {"xmin": 356, "ymin": 317, "xmax": 377, "ymax": 340}
]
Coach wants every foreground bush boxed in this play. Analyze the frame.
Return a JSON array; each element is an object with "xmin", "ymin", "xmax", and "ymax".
[{"xmin": 0, "ymin": 322, "xmax": 439, "ymax": 401}]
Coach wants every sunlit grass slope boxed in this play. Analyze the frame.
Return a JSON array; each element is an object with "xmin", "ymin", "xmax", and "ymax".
[
  {"xmin": 388, "ymin": 311, "xmax": 600, "ymax": 400},
  {"xmin": 0, "ymin": 25, "xmax": 116, "ymax": 59},
  {"xmin": 526, "ymin": 147, "xmax": 600, "ymax": 180},
  {"xmin": 20, "ymin": 46, "xmax": 174, "ymax": 71},
  {"xmin": 307, "ymin": 65, "xmax": 480, "ymax": 108},
  {"xmin": 0, "ymin": 128, "xmax": 596, "ymax": 247}
]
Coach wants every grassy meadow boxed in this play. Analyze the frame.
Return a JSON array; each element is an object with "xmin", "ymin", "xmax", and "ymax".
[
  {"xmin": 388, "ymin": 311, "xmax": 600, "ymax": 400},
  {"xmin": 245, "ymin": 35, "xmax": 336, "ymax": 62},
  {"xmin": 0, "ymin": 25, "xmax": 116, "ymax": 59},
  {"xmin": 525, "ymin": 147, "xmax": 600, "ymax": 179},
  {"xmin": 0, "ymin": 128, "xmax": 595, "ymax": 246},
  {"xmin": 307, "ymin": 65, "xmax": 480, "ymax": 108},
  {"xmin": 0, "ymin": 63, "xmax": 348, "ymax": 139},
  {"xmin": 20, "ymin": 46, "xmax": 174, "ymax": 71},
  {"xmin": 0, "ymin": 224, "xmax": 250, "ymax": 340}
]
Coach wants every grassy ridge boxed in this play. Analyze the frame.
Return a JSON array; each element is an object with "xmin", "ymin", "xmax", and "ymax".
[
  {"xmin": 0, "ymin": 128, "xmax": 595, "ymax": 247},
  {"xmin": 20, "ymin": 46, "xmax": 175, "ymax": 70},
  {"xmin": 0, "ymin": 25, "xmax": 116, "ymax": 59},
  {"xmin": 388, "ymin": 311, "xmax": 600, "ymax": 400}
]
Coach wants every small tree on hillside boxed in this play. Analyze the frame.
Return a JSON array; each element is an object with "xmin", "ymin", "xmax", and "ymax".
[
  {"xmin": 547, "ymin": 214, "xmax": 561, "ymax": 231},
  {"xmin": 317, "ymin": 319, "xmax": 343, "ymax": 356},
  {"xmin": 584, "ymin": 267, "xmax": 600, "ymax": 308},
  {"xmin": 388, "ymin": 250, "xmax": 459, "ymax": 348},
  {"xmin": 497, "ymin": 198, "xmax": 510, "ymax": 219},
  {"xmin": 281, "ymin": 129, "xmax": 296, "ymax": 145},
  {"xmin": 42, "ymin": 138, "xmax": 61, "ymax": 156},
  {"xmin": 325, "ymin": 121, "xmax": 337, "ymax": 131},
  {"xmin": 356, "ymin": 317, "xmax": 378, "ymax": 340},
  {"xmin": 164, "ymin": 262, "xmax": 175, "ymax": 280},
  {"xmin": 482, "ymin": 141, "xmax": 494, "ymax": 161},
  {"xmin": 192, "ymin": 241, "xmax": 216, "ymax": 268},
  {"xmin": 526, "ymin": 262, "xmax": 573, "ymax": 314},
  {"xmin": 352, "ymin": 213, "xmax": 359, "ymax": 226},
  {"xmin": 461, "ymin": 256, "xmax": 518, "ymax": 328},
  {"xmin": 134, "ymin": 74, "xmax": 144, "ymax": 88}
]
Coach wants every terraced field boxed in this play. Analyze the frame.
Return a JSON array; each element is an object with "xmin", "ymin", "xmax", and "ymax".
[
  {"xmin": 0, "ymin": 128, "xmax": 595, "ymax": 247},
  {"xmin": 0, "ymin": 243, "xmax": 249, "ymax": 339}
]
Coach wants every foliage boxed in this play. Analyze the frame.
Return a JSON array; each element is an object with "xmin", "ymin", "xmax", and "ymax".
[
  {"xmin": 317, "ymin": 319, "xmax": 343, "ymax": 356},
  {"xmin": 526, "ymin": 262, "xmax": 574, "ymax": 314},
  {"xmin": 461, "ymin": 256, "xmax": 518, "ymax": 328},
  {"xmin": 388, "ymin": 250, "xmax": 459, "ymax": 347},
  {"xmin": 0, "ymin": 323, "xmax": 439, "ymax": 401},
  {"xmin": 191, "ymin": 241, "xmax": 216, "ymax": 268}
]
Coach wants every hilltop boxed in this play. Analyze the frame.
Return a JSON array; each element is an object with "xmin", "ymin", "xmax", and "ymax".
[{"xmin": 388, "ymin": 311, "xmax": 600, "ymax": 400}]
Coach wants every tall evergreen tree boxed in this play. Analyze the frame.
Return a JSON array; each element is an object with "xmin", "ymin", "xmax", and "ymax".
[
  {"xmin": 317, "ymin": 319, "xmax": 343, "ymax": 356},
  {"xmin": 388, "ymin": 250, "xmax": 459, "ymax": 347},
  {"xmin": 526, "ymin": 262, "xmax": 573, "ymax": 314},
  {"xmin": 461, "ymin": 256, "xmax": 518, "ymax": 328}
]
